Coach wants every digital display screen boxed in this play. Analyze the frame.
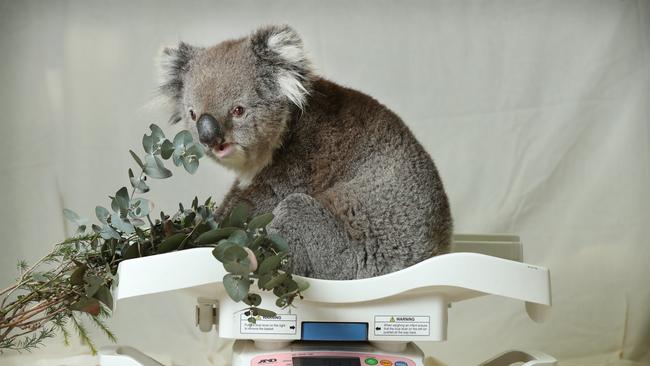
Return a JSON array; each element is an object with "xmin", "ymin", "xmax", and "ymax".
[{"xmin": 292, "ymin": 357, "xmax": 361, "ymax": 366}]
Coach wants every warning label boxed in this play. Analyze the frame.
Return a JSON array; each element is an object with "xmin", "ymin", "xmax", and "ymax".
[
  {"xmin": 373, "ymin": 315, "xmax": 430, "ymax": 336},
  {"xmin": 240, "ymin": 314, "xmax": 297, "ymax": 335}
]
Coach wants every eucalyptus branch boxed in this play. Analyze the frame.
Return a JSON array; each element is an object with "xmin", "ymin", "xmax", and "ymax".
[{"xmin": 1, "ymin": 124, "xmax": 304, "ymax": 354}]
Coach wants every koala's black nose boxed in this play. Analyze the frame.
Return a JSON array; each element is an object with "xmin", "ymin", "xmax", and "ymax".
[{"xmin": 196, "ymin": 114, "xmax": 224, "ymax": 147}]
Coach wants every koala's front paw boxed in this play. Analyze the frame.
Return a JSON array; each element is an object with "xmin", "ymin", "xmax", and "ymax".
[{"xmin": 268, "ymin": 193, "xmax": 357, "ymax": 280}]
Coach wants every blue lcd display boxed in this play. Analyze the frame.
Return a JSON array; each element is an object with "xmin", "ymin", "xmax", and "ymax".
[{"xmin": 301, "ymin": 322, "xmax": 368, "ymax": 341}]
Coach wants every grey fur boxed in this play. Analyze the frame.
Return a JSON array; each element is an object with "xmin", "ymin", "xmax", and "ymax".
[{"xmin": 159, "ymin": 25, "xmax": 452, "ymax": 280}]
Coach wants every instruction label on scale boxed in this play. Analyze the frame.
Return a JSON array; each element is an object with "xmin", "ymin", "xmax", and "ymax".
[
  {"xmin": 240, "ymin": 314, "xmax": 297, "ymax": 335},
  {"xmin": 373, "ymin": 315, "xmax": 430, "ymax": 336}
]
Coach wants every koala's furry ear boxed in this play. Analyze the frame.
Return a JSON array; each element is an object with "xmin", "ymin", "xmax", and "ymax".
[
  {"xmin": 159, "ymin": 42, "xmax": 200, "ymax": 123},
  {"xmin": 250, "ymin": 25, "xmax": 314, "ymax": 111}
]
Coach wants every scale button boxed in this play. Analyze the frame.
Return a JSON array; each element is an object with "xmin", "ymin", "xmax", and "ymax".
[
  {"xmin": 395, "ymin": 362, "xmax": 408, "ymax": 366},
  {"xmin": 379, "ymin": 360, "xmax": 392, "ymax": 366},
  {"xmin": 365, "ymin": 358, "xmax": 379, "ymax": 365}
]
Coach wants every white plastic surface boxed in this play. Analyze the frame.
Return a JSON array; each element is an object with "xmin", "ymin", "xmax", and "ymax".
[
  {"xmin": 99, "ymin": 346, "xmax": 164, "ymax": 366},
  {"xmin": 112, "ymin": 246, "xmax": 550, "ymax": 341}
]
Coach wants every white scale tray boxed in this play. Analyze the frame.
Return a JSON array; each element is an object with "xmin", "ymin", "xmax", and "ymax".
[{"xmin": 112, "ymin": 235, "xmax": 551, "ymax": 343}]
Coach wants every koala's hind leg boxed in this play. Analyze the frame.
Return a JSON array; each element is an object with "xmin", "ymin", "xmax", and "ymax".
[{"xmin": 268, "ymin": 193, "xmax": 357, "ymax": 280}]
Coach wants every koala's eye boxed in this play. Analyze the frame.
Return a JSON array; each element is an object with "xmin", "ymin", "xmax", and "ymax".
[
  {"xmin": 232, "ymin": 106, "xmax": 245, "ymax": 118},
  {"xmin": 189, "ymin": 109, "xmax": 197, "ymax": 121}
]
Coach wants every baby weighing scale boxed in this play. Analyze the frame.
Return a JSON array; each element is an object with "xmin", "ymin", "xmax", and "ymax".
[{"xmin": 99, "ymin": 234, "xmax": 556, "ymax": 366}]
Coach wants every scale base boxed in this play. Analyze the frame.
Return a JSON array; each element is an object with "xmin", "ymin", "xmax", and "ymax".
[{"xmin": 99, "ymin": 342, "xmax": 557, "ymax": 366}]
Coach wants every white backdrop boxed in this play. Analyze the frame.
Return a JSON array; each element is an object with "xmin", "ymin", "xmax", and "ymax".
[{"xmin": 0, "ymin": 1, "xmax": 649, "ymax": 365}]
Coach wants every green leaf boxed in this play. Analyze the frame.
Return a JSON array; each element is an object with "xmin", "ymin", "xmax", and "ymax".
[
  {"xmin": 186, "ymin": 143, "xmax": 205, "ymax": 160},
  {"xmin": 182, "ymin": 155, "xmax": 199, "ymax": 174},
  {"xmin": 254, "ymin": 308, "xmax": 277, "ymax": 318},
  {"xmin": 223, "ymin": 245, "xmax": 249, "ymax": 262},
  {"xmin": 111, "ymin": 213, "xmax": 134, "ymax": 234},
  {"xmin": 212, "ymin": 240, "xmax": 236, "ymax": 262},
  {"xmin": 129, "ymin": 198, "xmax": 150, "ymax": 218},
  {"xmin": 268, "ymin": 234, "xmax": 289, "ymax": 253},
  {"xmin": 160, "ymin": 139, "xmax": 174, "ymax": 160},
  {"xmin": 248, "ymin": 213, "xmax": 274, "ymax": 230},
  {"xmin": 223, "ymin": 274, "xmax": 250, "ymax": 302},
  {"xmin": 263, "ymin": 273, "xmax": 289, "ymax": 290},
  {"xmin": 71, "ymin": 296, "xmax": 101, "ymax": 316},
  {"xmin": 63, "ymin": 208, "xmax": 81, "ymax": 224},
  {"xmin": 248, "ymin": 316, "xmax": 256, "ymax": 324},
  {"xmin": 94, "ymin": 286, "xmax": 113, "ymax": 311},
  {"xmin": 129, "ymin": 169, "xmax": 149, "ymax": 193},
  {"xmin": 122, "ymin": 243, "xmax": 140, "ymax": 259},
  {"xmin": 70, "ymin": 265, "xmax": 88, "ymax": 286},
  {"xmin": 95, "ymin": 206, "xmax": 110, "ymax": 224},
  {"xmin": 158, "ymin": 233, "xmax": 186, "ymax": 253},
  {"xmin": 173, "ymin": 130, "xmax": 193, "ymax": 148},
  {"xmin": 85, "ymin": 276, "xmax": 103, "ymax": 297},
  {"xmin": 142, "ymin": 134, "xmax": 154, "ymax": 154},
  {"xmin": 229, "ymin": 204, "xmax": 249, "ymax": 228},
  {"xmin": 111, "ymin": 187, "xmax": 130, "ymax": 215},
  {"xmin": 196, "ymin": 227, "xmax": 239, "ymax": 245},
  {"xmin": 149, "ymin": 123, "xmax": 165, "ymax": 141},
  {"xmin": 223, "ymin": 260, "xmax": 251, "ymax": 276},
  {"xmin": 257, "ymin": 254, "xmax": 283, "ymax": 275},
  {"xmin": 295, "ymin": 277, "xmax": 310, "ymax": 292},
  {"xmin": 144, "ymin": 154, "xmax": 172, "ymax": 179},
  {"xmin": 99, "ymin": 224, "xmax": 121, "ymax": 240},
  {"xmin": 129, "ymin": 150, "xmax": 145, "ymax": 169},
  {"xmin": 228, "ymin": 230, "xmax": 249, "ymax": 246},
  {"xmin": 243, "ymin": 293, "xmax": 262, "ymax": 307}
]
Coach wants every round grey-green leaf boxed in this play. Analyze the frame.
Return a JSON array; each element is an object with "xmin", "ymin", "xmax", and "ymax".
[
  {"xmin": 257, "ymin": 254, "xmax": 283, "ymax": 275},
  {"xmin": 223, "ymin": 274, "xmax": 249, "ymax": 302}
]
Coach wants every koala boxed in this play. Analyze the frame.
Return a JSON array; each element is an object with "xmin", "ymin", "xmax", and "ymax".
[{"xmin": 159, "ymin": 25, "xmax": 452, "ymax": 280}]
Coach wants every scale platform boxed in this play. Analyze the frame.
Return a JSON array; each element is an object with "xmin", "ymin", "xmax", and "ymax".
[{"xmin": 99, "ymin": 234, "xmax": 556, "ymax": 366}]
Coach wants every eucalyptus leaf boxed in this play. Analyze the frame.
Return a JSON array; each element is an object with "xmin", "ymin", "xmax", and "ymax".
[
  {"xmin": 254, "ymin": 308, "xmax": 278, "ymax": 318},
  {"xmin": 70, "ymin": 296, "xmax": 101, "ymax": 316},
  {"xmin": 228, "ymin": 230, "xmax": 249, "ymax": 246},
  {"xmin": 142, "ymin": 134, "xmax": 154, "ymax": 154},
  {"xmin": 223, "ymin": 260, "xmax": 251, "ymax": 276},
  {"xmin": 212, "ymin": 240, "xmax": 236, "ymax": 262},
  {"xmin": 248, "ymin": 213, "xmax": 274, "ymax": 230},
  {"xmin": 182, "ymin": 155, "xmax": 199, "ymax": 174},
  {"xmin": 257, "ymin": 254, "xmax": 283, "ymax": 275},
  {"xmin": 144, "ymin": 154, "xmax": 173, "ymax": 179},
  {"xmin": 122, "ymin": 243, "xmax": 140, "ymax": 259},
  {"xmin": 129, "ymin": 170, "xmax": 149, "ymax": 193},
  {"xmin": 222, "ymin": 245, "xmax": 248, "ymax": 262},
  {"xmin": 62, "ymin": 209, "xmax": 81, "ymax": 224},
  {"xmin": 94, "ymin": 286, "xmax": 114, "ymax": 311},
  {"xmin": 186, "ymin": 142, "xmax": 205, "ymax": 159},
  {"xmin": 84, "ymin": 276, "xmax": 103, "ymax": 297},
  {"xmin": 111, "ymin": 213, "xmax": 134, "ymax": 234},
  {"xmin": 243, "ymin": 293, "xmax": 262, "ymax": 307},
  {"xmin": 229, "ymin": 204, "xmax": 249, "ymax": 228},
  {"xmin": 196, "ymin": 227, "xmax": 239, "ymax": 245},
  {"xmin": 160, "ymin": 139, "xmax": 174, "ymax": 160},
  {"xmin": 129, "ymin": 150, "xmax": 145, "ymax": 169},
  {"xmin": 70, "ymin": 265, "xmax": 87, "ymax": 286},
  {"xmin": 223, "ymin": 274, "xmax": 250, "ymax": 302},
  {"xmin": 95, "ymin": 206, "xmax": 110, "ymax": 224},
  {"xmin": 268, "ymin": 234, "xmax": 289, "ymax": 253},
  {"xmin": 157, "ymin": 233, "xmax": 186, "ymax": 253},
  {"xmin": 173, "ymin": 130, "xmax": 193, "ymax": 148},
  {"xmin": 99, "ymin": 224, "xmax": 121, "ymax": 240},
  {"xmin": 263, "ymin": 273, "xmax": 289, "ymax": 290},
  {"xmin": 129, "ymin": 198, "xmax": 150, "ymax": 218}
]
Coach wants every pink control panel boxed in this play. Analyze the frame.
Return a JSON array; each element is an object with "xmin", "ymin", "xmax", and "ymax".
[{"xmin": 252, "ymin": 351, "xmax": 416, "ymax": 366}]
